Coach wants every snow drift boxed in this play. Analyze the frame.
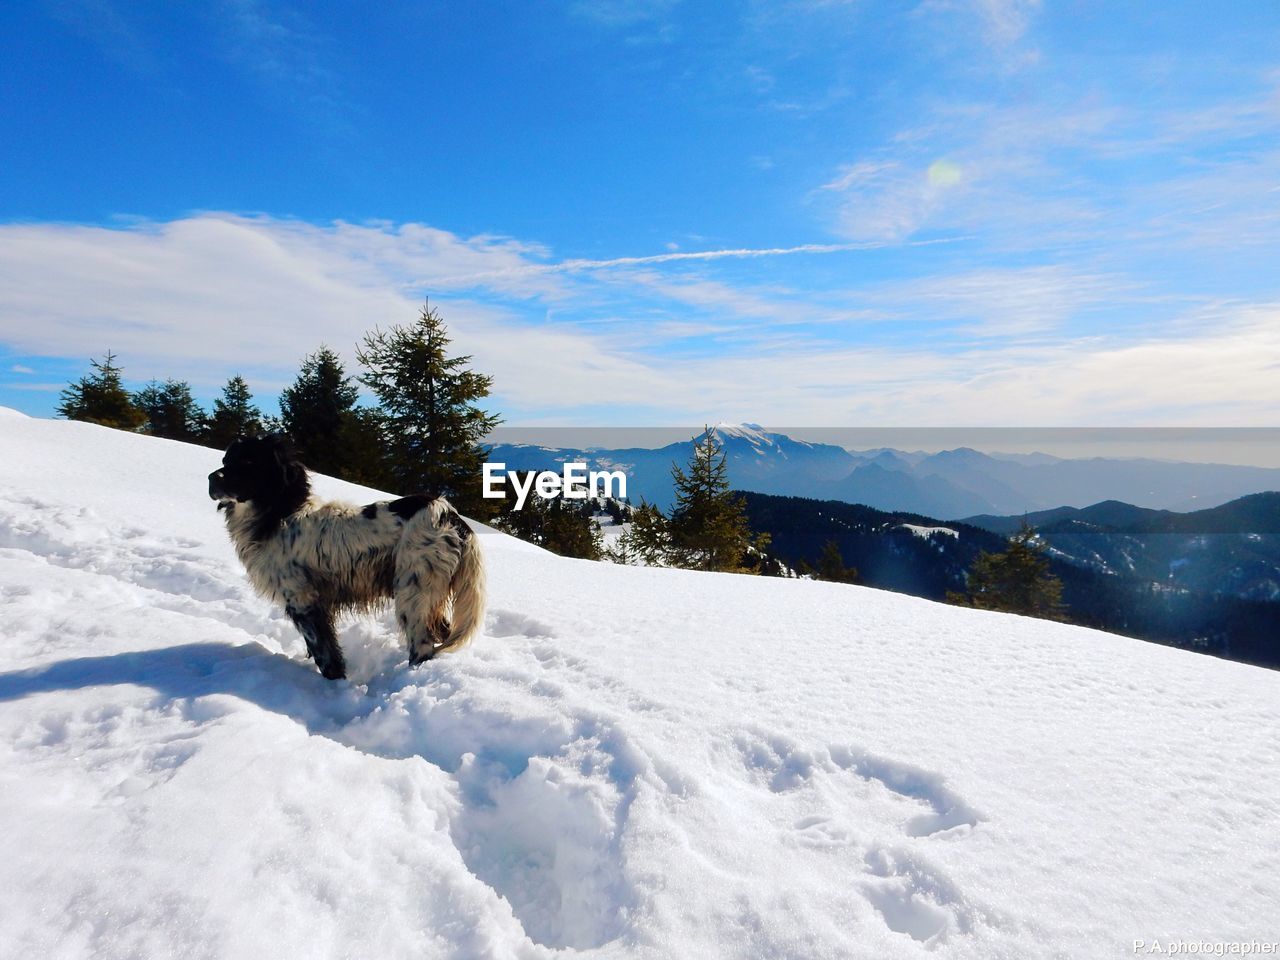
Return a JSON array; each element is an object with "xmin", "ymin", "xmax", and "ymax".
[{"xmin": 1, "ymin": 410, "xmax": 1277, "ymax": 959}]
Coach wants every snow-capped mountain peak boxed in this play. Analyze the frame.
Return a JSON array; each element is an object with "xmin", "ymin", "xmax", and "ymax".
[{"xmin": 710, "ymin": 421, "xmax": 771, "ymax": 443}]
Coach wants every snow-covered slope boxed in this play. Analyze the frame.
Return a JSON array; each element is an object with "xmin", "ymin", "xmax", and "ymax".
[{"xmin": 1, "ymin": 412, "xmax": 1277, "ymax": 959}]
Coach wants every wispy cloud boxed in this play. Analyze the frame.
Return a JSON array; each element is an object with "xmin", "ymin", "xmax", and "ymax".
[
  {"xmin": 818, "ymin": 159, "xmax": 972, "ymax": 242},
  {"xmin": 2, "ymin": 213, "xmax": 1277, "ymax": 425},
  {"xmin": 913, "ymin": 0, "xmax": 1043, "ymax": 69},
  {"xmin": 3, "ymin": 382, "xmax": 63, "ymax": 393},
  {"xmin": 42, "ymin": 0, "xmax": 160, "ymax": 72},
  {"xmin": 857, "ymin": 266, "xmax": 1149, "ymax": 338},
  {"xmin": 569, "ymin": 0, "xmax": 681, "ymax": 26},
  {"xmin": 655, "ymin": 300, "xmax": 1280, "ymax": 426},
  {"xmin": 968, "ymin": 0, "xmax": 1041, "ymax": 47},
  {"xmin": 427, "ymin": 236, "xmax": 971, "ymax": 288},
  {"xmin": 817, "ymin": 70, "xmax": 1280, "ymax": 263},
  {"xmin": 212, "ymin": 0, "xmax": 350, "ymax": 130}
]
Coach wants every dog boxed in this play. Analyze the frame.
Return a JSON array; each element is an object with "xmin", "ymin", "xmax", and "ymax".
[{"xmin": 208, "ymin": 434, "xmax": 485, "ymax": 680}]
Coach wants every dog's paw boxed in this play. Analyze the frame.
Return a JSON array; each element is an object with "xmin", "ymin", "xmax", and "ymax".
[{"xmin": 320, "ymin": 663, "xmax": 347, "ymax": 680}]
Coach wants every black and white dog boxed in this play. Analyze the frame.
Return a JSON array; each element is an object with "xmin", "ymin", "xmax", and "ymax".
[{"xmin": 208, "ymin": 435, "xmax": 485, "ymax": 680}]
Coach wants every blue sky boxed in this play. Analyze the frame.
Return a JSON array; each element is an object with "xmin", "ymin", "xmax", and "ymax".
[{"xmin": 1, "ymin": 0, "xmax": 1278, "ymax": 427}]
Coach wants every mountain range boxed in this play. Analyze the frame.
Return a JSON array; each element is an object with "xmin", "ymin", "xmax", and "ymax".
[
  {"xmin": 963, "ymin": 492, "xmax": 1280, "ymax": 603},
  {"xmin": 488, "ymin": 423, "xmax": 1280, "ymax": 517}
]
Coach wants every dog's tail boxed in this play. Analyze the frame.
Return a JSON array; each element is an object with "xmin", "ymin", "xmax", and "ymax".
[{"xmin": 440, "ymin": 512, "xmax": 486, "ymax": 654}]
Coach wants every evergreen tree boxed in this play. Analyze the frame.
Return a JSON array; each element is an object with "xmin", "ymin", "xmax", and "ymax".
[
  {"xmin": 335, "ymin": 406, "xmax": 397, "ymax": 490},
  {"xmin": 356, "ymin": 302, "xmax": 501, "ymax": 515},
  {"xmin": 605, "ymin": 500, "xmax": 669, "ymax": 566},
  {"xmin": 206, "ymin": 375, "xmax": 264, "ymax": 449},
  {"xmin": 57, "ymin": 351, "xmax": 144, "ymax": 430},
  {"xmin": 816, "ymin": 538, "xmax": 859, "ymax": 584},
  {"xmin": 133, "ymin": 379, "xmax": 207, "ymax": 442},
  {"xmin": 492, "ymin": 471, "xmax": 603, "ymax": 559},
  {"xmin": 604, "ymin": 529, "xmax": 635, "ymax": 565},
  {"xmin": 667, "ymin": 427, "xmax": 752, "ymax": 572},
  {"xmin": 949, "ymin": 521, "xmax": 1066, "ymax": 620},
  {"xmin": 738, "ymin": 529, "xmax": 788, "ymax": 577},
  {"xmin": 603, "ymin": 499, "xmax": 629, "ymax": 525},
  {"xmin": 629, "ymin": 501, "xmax": 672, "ymax": 566},
  {"xmin": 279, "ymin": 346, "xmax": 361, "ymax": 477},
  {"xmin": 539, "ymin": 499, "xmax": 603, "ymax": 560}
]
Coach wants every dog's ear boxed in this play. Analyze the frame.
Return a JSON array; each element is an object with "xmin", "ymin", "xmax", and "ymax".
[
  {"xmin": 271, "ymin": 434, "xmax": 308, "ymax": 492},
  {"xmin": 264, "ymin": 431, "xmax": 296, "ymax": 453}
]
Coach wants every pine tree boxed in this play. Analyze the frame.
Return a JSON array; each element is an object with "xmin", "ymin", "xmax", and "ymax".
[
  {"xmin": 604, "ymin": 529, "xmax": 635, "ymax": 565},
  {"xmin": 628, "ymin": 501, "xmax": 672, "ymax": 566},
  {"xmin": 133, "ymin": 379, "xmax": 207, "ymax": 442},
  {"xmin": 279, "ymin": 347, "xmax": 361, "ymax": 477},
  {"xmin": 604, "ymin": 500, "xmax": 669, "ymax": 566},
  {"xmin": 57, "ymin": 351, "xmax": 144, "ymax": 430},
  {"xmin": 667, "ymin": 427, "xmax": 752, "ymax": 572},
  {"xmin": 604, "ymin": 499, "xmax": 629, "ymax": 525},
  {"xmin": 540, "ymin": 500, "xmax": 604, "ymax": 560},
  {"xmin": 816, "ymin": 539, "xmax": 858, "ymax": 584},
  {"xmin": 491, "ymin": 472, "xmax": 603, "ymax": 559},
  {"xmin": 356, "ymin": 302, "xmax": 501, "ymax": 515},
  {"xmin": 206, "ymin": 375, "xmax": 264, "ymax": 449},
  {"xmin": 335, "ymin": 406, "xmax": 396, "ymax": 490},
  {"xmin": 747, "ymin": 529, "xmax": 773, "ymax": 576},
  {"xmin": 949, "ymin": 521, "xmax": 1066, "ymax": 620}
]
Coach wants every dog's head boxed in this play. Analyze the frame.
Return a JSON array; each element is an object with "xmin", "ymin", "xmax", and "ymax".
[{"xmin": 208, "ymin": 434, "xmax": 309, "ymax": 510}]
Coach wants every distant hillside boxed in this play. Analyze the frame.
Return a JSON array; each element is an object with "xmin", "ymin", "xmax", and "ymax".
[
  {"xmin": 738, "ymin": 492, "xmax": 1004, "ymax": 600},
  {"xmin": 964, "ymin": 492, "xmax": 1280, "ymax": 536},
  {"xmin": 962, "ymin": 493, "xmax": 1280, "ymax": 602},
  {"xmin": 741, "ymin": 490, "xmax": 1280, "ymax": 670}
]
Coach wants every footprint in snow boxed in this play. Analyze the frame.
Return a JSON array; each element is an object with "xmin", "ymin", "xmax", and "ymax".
[
  {"xmin": 730, "ymin": 727, "xmax": 990, "ymax": 945},
  {"xmin": 486, "ymin": 608, "xmax": 557, "ymax": 639},
  {"xmin": 861, "ymin": 844, "xmax": 994, "ymax": 945},
  {"xmin": 331, "ymin": 676, "xmax": 648, "ymax": 952}
]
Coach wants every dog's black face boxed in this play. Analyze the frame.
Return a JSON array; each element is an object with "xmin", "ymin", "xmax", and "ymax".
[{"xmin": 208, "ymin": 435, "xmax": 305, "ymax": 507}]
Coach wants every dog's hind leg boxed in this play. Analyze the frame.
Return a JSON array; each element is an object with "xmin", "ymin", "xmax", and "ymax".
[{"xmin": 287, "ymin": 604, "xmax": 346, "ymax": 680}]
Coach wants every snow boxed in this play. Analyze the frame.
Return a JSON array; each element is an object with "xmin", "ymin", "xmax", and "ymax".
[
  {"xmin": 711, "ymin": 422, "xmax": 814, "ymax": 451},
  {"xmin": 898, "ymin": 524, "xmax": 959, "ymax": 540},
  {"xmin": 592, "ymin": 509, "xmax": 629, "ymax": 547},
  {"xmin": 712, "ymin": 422, "xmax": 771, "ymax": 443},
  {"xmin": 2, "ymin": 411, "xmax": 1279, "ymax": 959}
]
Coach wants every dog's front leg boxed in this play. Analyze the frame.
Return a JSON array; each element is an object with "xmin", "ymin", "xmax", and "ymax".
[{"xmin": 287, "ymin": 604, "xmax": 346, "ymax": 680}]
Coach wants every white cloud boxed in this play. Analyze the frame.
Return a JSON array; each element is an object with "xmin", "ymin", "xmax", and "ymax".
[
  {"xmin": 858, "ymin": 266, "xmax": 1146, "ymax": 337},
  {"xmin": 1, "ymin": 213, "xmax": 1276, "ymax": 425},
  {"xmin": 0, "ymin": 215, "xmax": 544, "ymax": 385},
  {"xmin": 45, "ymin": 0, "xmax": 157, "ymax": 71},
  {"xmin": 817, "ymin": 76, "xmax": 1280, "ymax": 257},
  {"xmin": 970, "ymin": 0, "xmax": 1040, "ymax": 47},
  {"xmin": 569, "ymin": 0, "xmax": 681, "ymax": 28},
  {"xmin": 909, "ymin": 0, "xmax": 1042, "ymax": 71},
  {"xmin": 819, "ymin": 159, "xmax": 968, "ymax": 242},
  {"xmin": 424, "ymin": 236, "xmax": 960, "ymax": 288},
  {"xmin": 643, "ymin": 302, "xmax": 1280, "ymax": 426}
]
